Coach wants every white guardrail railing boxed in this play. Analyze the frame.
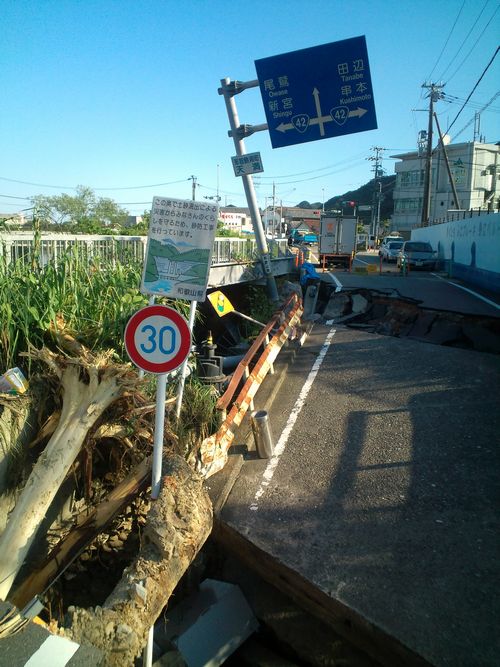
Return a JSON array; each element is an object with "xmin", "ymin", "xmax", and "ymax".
[{"xmin": 0, "ymin": 233, "xmax": 291, "ymax": 267}]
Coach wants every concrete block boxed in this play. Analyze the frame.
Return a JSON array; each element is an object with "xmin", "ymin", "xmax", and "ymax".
[{"xmin": 157, "ymin": 579, "xmax": 258, "ymax": 667}]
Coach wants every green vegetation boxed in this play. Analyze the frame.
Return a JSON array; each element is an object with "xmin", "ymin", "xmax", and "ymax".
[
  {"xmin": 0, "ymin": 242, "xmax": 193, "ymax": 371},
  {"xmin": 175, "ymin": 379, "xmax": 222, "ymax": 457},
  {"xmin": 31, "ymin": 186, "xmax": 129, "ymax": 232}
]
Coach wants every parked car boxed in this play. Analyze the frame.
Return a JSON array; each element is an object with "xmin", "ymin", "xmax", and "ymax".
[
  {"xmin": 380, "ymin": 234, "xmax": 403, "ymax": 248},
  {"xmin": 397, "ymin": 241, "xmax": 437, "ymax": 270},
  {"xmin": 379, "ymin": 240, "xmax": 404, "ymax": 262}
]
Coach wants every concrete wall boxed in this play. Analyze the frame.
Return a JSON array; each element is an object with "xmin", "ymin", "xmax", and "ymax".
[{"xmin": 412, "ymin": 211, "xmax": 500, "ymax": 293}]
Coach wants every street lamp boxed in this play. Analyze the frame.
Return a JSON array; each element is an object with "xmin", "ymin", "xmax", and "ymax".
[{"xmin": 322, "ymin": 188, "xmax": 325, "ymax": 212}]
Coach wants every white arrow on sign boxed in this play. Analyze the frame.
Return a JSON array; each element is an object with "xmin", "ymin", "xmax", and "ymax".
[
  {"xmin": 312, "ymin": 87, "xmax": 325, "ymax": 136},
  {"xmin": 348, "ymin": 107, "xmax": 368, "ymax": 118},
  {"xmin": 276, "ymin": 88, "xmax": 368, "ymax": 133}
]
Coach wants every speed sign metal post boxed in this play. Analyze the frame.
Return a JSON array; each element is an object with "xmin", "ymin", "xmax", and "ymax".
[{"xmin": 125, "ymin": 305, "xmax": 191, "ymax": 499}]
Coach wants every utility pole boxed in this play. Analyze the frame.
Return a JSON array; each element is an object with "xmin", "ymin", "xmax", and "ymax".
[
  {"xmin": 421, "ymin": 82, "xmax": 444, "ymax": 225},
  {"xmin": 272, "ymin": 182, "xmax": 276, "ymax": 238},
  {"xmin": 188, "ymin": 175, "xmax": 197, "ymax": 201},
  {"xmin": 367, "ymin": 146, "xmax": 385, "ymax": 241}
]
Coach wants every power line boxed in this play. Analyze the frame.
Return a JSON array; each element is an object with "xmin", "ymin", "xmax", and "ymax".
[
  {"xmin": 0, "ymin": 176, "xmax": 190, "ymax": 191},
  {"xmin": 445, "ymin": 3, "xmax": 500, "ymax": 84},
  {"xmin": 452, "ymin": 90, "xmax": 500, "ymax": 140},
  {"xmin": 437, "ymin": 0, "xmax": 490, "ymax": 81},
  {"xmin": 426, "ymin": 0, "xmax": 466, "ymax": 81},
  {"xmin": 442, "ymin": 93, "xmax": 500, "ymax": 112},
  {"xmin": 445, "ymin": 46, "xmax": 500, "ymax": 134},
  {"xmin": 0, "ymin": 194, "xmax": 30, "ymax": 200},
  {"xmin": 252, "ymin": 152, "xmax": 367, "ymax": 179}
]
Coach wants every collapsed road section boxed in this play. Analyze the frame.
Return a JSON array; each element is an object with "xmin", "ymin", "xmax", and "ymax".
[{"xmin": 320, "ymin": 287, "xmax": 500, "ymax": 354}]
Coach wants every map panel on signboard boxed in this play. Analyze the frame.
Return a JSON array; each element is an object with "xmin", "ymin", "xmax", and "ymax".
[
  {"xmin": 141, "ymin": 197, "xmax": 218, "ymax": 301},
  {"xmin": 255, "ymin": 36, "xmax": 377, "ymax": 149}
]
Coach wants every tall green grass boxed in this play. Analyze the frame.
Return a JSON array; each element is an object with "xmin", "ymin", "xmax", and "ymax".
[{"xmin": 0, "ymin": 247, "xmax": 186, "ymax": 371}]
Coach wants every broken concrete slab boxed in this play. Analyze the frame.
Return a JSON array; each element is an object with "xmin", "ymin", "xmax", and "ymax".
[
  {"xmin": 0, "ymin": 601, "xmax": 103, "ymax": 666},
  {"xmin": 303, "ymin": 283, "xmax": 320, "ymax": 320},
  {"xmin": 221, "ymin": 558, "xmax": 380, "ymax": 667},
  {"xmin": 407, "ymin": 312, "xmax": 437, "ymax": 340},
  {"xmin": 351, "ymin": 293, "xmax": 369, "ymax": 314},
  {"xmin": 322, "ymin": 293, "xmax": 351, "ymax": 319},
  {"xmin": 158, "ymin": 579, "xmax": 258, "ymax": 666}
]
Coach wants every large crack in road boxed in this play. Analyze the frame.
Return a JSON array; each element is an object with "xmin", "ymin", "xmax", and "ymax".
[{"xmin": 320, "ymin": 288, "xmax": 500, "ymax": 354}]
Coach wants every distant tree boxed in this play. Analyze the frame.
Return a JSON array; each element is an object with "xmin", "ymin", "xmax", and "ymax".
[
  {"xmin": 216, "ymin": 219, "xmax": 232, "ymax": 236},
  {"xmin": 31, "ymin": 186, "xmax": 128, "ymax": 231}
]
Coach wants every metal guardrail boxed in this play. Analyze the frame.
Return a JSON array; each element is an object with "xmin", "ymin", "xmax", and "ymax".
[
  {"xmin": 191, "ymin": 292, "xmax": 304, "ymax": 479},
  {"xmin": 0, "ymin": 233, "xmax": 291, "ymax": 267}
]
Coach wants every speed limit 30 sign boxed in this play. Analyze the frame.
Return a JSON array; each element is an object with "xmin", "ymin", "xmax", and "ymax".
[{"xmin": 124, "ymin": 305, "xmax": 191, "ymax": 374}]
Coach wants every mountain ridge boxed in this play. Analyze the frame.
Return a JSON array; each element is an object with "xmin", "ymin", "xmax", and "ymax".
[{"xmin": 297, "ymin": 174, "xmax": 396, "ymax": 223}]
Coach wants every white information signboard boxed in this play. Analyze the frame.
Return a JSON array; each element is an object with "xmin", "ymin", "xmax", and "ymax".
[{"xmin": 141, "ymin": 196, "xmax": 218, "ymax": 301}]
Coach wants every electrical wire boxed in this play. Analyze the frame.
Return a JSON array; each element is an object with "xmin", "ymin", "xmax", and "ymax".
[
  {"xmin": 0, "ymin": 194, "xmax": 30, "ymax": 200},
  {"xmin": 251, "ymin": 152, "xmax": 368, "ymax": 179},
  {"xmin": 0, "ymin": 176, "xmax": 190, "ymax": 191},
  {"xmin": 442, "ymin": 93, "xmax": 500, "ymax": 112},
  {"xmin": 445, "ymin": 46, "xmax": 500, "ymax": 134},
  {"xmin": 452, "ymin": 90, "xmax": 500, "ymax": 139},
  {"xmin": 426, "ymin": 0, "xmax": 466, "ymax": 81},
  {"xmin": 437, "ymin": 0, "xmax": 490, "ymax": 81},
  {"xmin": 445, "ymin": 3, "xmax": 500, "ymax": 84}
]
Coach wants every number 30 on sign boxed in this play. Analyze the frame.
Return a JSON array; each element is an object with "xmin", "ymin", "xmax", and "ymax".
[{"xmin": 124, "ymin": 305, "xmax": 191, "ymax": 374}]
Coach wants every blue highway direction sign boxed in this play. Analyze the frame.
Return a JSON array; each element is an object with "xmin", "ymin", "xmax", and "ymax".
[{"xmin": 255, "ymin": 36, "xmax": 377, "ymax": 149}]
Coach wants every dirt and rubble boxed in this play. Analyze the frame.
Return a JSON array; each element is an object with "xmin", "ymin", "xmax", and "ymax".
[
  {"xmin": 1, "ymin": 284, "xmax": 498, "ymax": 666},
  {"xmin": 319, "ymin": 287, "xmax": 500, "ymax": 354}
]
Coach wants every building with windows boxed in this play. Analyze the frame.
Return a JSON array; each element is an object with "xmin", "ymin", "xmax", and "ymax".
[
  {"xmin": 0, "ymin": 212, "xmax": 27, "ymax": 227},
  {"xmin": 391, "ymin": 141, "xmax": 499, "ymax": 233},
  {"xmin": 218, "ymin": 207, "xmax": 253, "ymax": 234},
  {"xmin": 219, "ymin": 205, "xmax": 322, "ymax": 237}
]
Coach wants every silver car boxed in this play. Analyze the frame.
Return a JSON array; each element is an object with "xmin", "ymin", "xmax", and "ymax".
[
  {"xmin": 379, "ymin": 240, "xmax": 404, "ymax": 262},
  {"xmin": 397, "ymin": 241, "xmax": 437, "ymax": 270}
]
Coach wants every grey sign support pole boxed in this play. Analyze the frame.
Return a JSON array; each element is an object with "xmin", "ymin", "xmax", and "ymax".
[{"xmin": 219, "ymin": 77, "xmax": 279, "ymax": 303}]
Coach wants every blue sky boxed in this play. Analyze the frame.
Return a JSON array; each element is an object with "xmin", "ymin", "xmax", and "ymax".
[{"xmin": 1, "ymin": 0, "xmax": 499, "ymax": 217}]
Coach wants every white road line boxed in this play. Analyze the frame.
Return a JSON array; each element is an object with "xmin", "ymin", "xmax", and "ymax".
[
  {"xmin": 331, "ymin": 272, "xmax": 343, "ymax": 292},
  {"xmin": 432, "ymin": 273, "xmax": 500, "ymax": 310},
  {"xmin": 24, "ymin": 635, "xmax": 79, "ymax": 666},
  {"xmin": 249, "ymin": 327, "xmax": 337, "ymax": 511}
]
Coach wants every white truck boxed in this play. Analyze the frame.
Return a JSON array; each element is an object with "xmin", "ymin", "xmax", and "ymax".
[{"xmin": 319, "ymin": 215, "xmax": 357, "ymax": 269}]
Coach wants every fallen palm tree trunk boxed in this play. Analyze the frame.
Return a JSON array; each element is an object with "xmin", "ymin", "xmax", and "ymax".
[
  {"xmin": 0, "ymin": 347, "xmax": 136, "ymax": 601},
  {"xmin": 10, "ymin": 456, "xmax": 152, "ymax": 610},
  {"xmin": 62, "ymin": 454, "xmax": 213, "ymax": 667}
]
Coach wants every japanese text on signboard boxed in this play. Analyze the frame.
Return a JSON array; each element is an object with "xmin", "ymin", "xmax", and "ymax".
[{"xmin": 141, "ymin": 197, "xmax": 218, "ymax": 302}]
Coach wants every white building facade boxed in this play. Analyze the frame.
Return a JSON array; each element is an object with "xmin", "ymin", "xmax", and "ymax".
[
  {"xmin": 391, "ymin": 141, "xmax": 499, "ymax": 233},
  {"xmin": 219, "ymin": 207, "xmax": 253, "ymax": 234}
]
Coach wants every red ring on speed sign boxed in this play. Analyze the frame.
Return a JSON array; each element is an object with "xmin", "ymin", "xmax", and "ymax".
[{"xmin": 124, "ymin": 305, "xmax": 191, "ymax": 374}]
